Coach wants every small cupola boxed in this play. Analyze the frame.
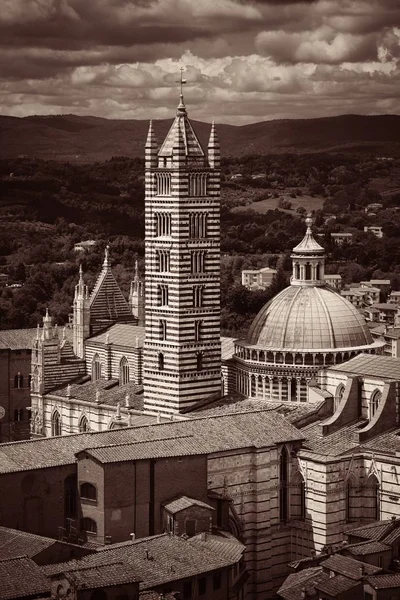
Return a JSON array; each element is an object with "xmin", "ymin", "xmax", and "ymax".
[{"xmin": 291, "ymin": 215, "xmax": 326, "ymax": 287}]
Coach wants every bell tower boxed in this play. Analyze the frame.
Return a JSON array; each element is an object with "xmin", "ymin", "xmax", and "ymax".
[{"xmin": 143, "ymin": 90, "xmax": 221, "ymax": 414}]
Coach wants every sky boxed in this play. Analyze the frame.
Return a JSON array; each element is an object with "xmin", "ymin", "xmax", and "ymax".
[{"xmin": 0, "ymin": 0, "xmax": 399, "ymax": 124}]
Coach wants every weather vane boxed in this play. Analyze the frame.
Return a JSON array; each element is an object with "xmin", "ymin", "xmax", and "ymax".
[{"xmin": 176, "ymin": 67, "xmax": 187, "ymax": 96}]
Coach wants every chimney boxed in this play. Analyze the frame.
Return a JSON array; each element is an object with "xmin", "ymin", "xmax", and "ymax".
[{"xmin": 130, "ymin": 533, "xmax": 135, "ymax": 541}]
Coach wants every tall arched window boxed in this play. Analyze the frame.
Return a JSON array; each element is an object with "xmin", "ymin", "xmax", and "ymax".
[
  {"xmin": 335, "ymin": 383, "xmax": 346, "ymax": 412},
  {"xmin": 197, "ymin": 352, "xmax": 203, "ymax": 371},
  {"xmin": 79, "ymin": 414, "xmax": 89, "ymax": 432},
  {"xmin": 81, "ymin": 517, "xmax": 97, "ymax": 535},
  {"xmin": 370, "ymin": 390, "xmax": 382, "ymax": 419},
  {"xmin": 51, "ymin": 410, "xmax": 62, "ymax": 437},
  {"xmin": 305, "ymin": 263, "xmax": 312, "ymax": 280},
  {"xmin": 119, "ymin": 357, "xmax": 129, "ymax": 386},
  {"xmin": 365, "ymin": 474, "xmax": 380, "ymax": 521},
  {"xmin": 279, "ymin": 447, "xmax": 289, "ymax": 522},
  {"xmin": 158, "ymin": 352, "xmax": 164, "ymax": 371},
  {"xmin": 92, "ymin": 354, "xmax": 102, "ymax": 381},
  {"xmin": 345, "ymin": 476, "xmax": 358, "ymax": 522},
  {"xmin": 14, "ymin": 373, "xmax": 23, "ymax": 388},
  {"xmin": 291, "ymin": 471, "xmax": 306, "ymax": 521}
]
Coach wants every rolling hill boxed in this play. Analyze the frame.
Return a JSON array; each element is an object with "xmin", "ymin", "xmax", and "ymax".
[{"xmin": 0, "ymin": 113, "xmax": 399, "ymax": 162}]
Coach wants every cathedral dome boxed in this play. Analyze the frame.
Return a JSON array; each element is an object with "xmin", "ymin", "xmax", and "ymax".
[{"xmin": 247, "ymin": 285, "xmax": 374, "ymax": 351}]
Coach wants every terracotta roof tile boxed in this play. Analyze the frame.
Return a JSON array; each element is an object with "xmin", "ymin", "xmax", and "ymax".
[
  {"xmin": 43, "ymin": 533, "xmax": 243, "ymax": 590},
  {"xmin": 278, "ymin": 567, "xmax": 329, "ymax": 600},
  {"xmin": 0, "ymin": 556, "xmax": 50, "ymax": 599},
  {"xmin": 320, "ymin": 554, "xmax": 381, "ymax": 579},
  {"xmin": 88, "ymin": 323, "xmax": 145, "ymax": 348},
  {"xmin": 164, "ymin": 496, "xmax": 214, "ymax": 515},
  {"xmin": 61, "ymin": 561, "xmax": 141, "ymax": 588},
  {"xmin": 367, "ymin": 573, "xmax": 400, "ymax": 589},
  {"xmin": 0, "ymin": 327, "xmax": 72, "ymax": 350},
  {"xmin": 328, "ymin": 353, "xmax": 400, "ymax": 380},
  {"xmin": 345, "ymin": 520, "xmax": 399, "ymax": 542},
  {"xmin": 316, "ymin": 574, "xmax": 359, "ymax": 595},
  {"xmin": 346, "ymin": 541, "xmax": 390, "ymax": 555}
]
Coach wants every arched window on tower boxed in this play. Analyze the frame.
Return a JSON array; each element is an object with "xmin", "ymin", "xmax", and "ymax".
[
  {"xmin": 81, "ymin": 517, "xmax": 97, "ymax": 535},
  {"xmin": 197, "ymin": 352, "xmax": 203, "ymax": 371},
  {"xmin": 119, "ymin": 357, "xmax": 130, "ymax": 386},
  {"xmin": 51, "ymin": 410, "xmax": 62, "ymax": 437},
  {"xmin": 295, "ymin": 263, "xmax": 300, "ymax": 280},
  {"xmin": 14, "ymin": 373, "xmax": 23, "ymax": 388},
  {"xmin": 279, "ymin": 447, "xmax": 289, "ymax": 522},
  {"xmin": 315, "ymin": 263, "xmax": 320, "ymax": 279},
  {"xmin": 158, "ymin": 352, "xmax": 164, "ymax": 371},
  {"xmin": 370, "ymin": 389, "xmax": 382, "ymax": 419},
  {"xmin": 92, "ymin": 354, "xmax": 102, "ymax": 381}
]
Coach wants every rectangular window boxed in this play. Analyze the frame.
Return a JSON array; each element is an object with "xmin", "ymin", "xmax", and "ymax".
[
  {"xmin": 213, "ymin": 573, "xmax": 221, "ymax": 591},
  {"xmin": 189, "ymin": 213, "xmax": 208, "ymax": 238},
  {"xmin": 159, "ymin": 319, "xmax": 167, "ymax": 341},
  {"xmin": 183, "ymin": 582, "xmax": 192, "ymax": 600},
  {"xmin": 191, "ymin": 251, "xmax": 205, "ymax": 274},
  {"xmin": 198, "ymin": 578, "xmax": 206, "ymax": 596},
  {"xmin": 156, "ymin": 173, "xmax": 171, "ymax": 196},
  {"xmin": 158, "ymin": 284, "xmax": 169, "ymax": 306},
  {"xmin": 157, "ymin": 250, "xmax": 170, "ymax": 272},
  {"xmin": 155, "ymin": 212, "xmax": 171, "ymax": 236},
  {"xmin": 194, "ymin": 320, "xmax": 202, "ymax": 342},
  {"xmin": 193, "ymin": 285, "xmax": 203, "ymax": 308}
]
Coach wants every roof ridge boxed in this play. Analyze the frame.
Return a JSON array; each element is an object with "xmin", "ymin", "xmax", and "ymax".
[{"xmin": 82, "ymin": 434, "xmax": 196, "ymax": 453}]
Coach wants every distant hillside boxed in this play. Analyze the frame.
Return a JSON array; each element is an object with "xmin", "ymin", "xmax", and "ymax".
[{"xmin": 1, "ymin": 113, "xmax": 400, "ymax": 162}]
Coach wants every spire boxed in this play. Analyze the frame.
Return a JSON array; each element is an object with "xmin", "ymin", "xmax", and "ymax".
[
  {"xmin": 103, "ymin": 244, "xmax": 111, "ymax": 270},
  {"xmin": 145, "ymin": 120, "xmax": 158, "ymax": 169},
  {"xmin": 291, "ymin": 214, "xmax": 326, "ymax": 287},
  {"xmin": 172, "ymin": 118, "xmax": 186, "ymax": 166},
  {"xmin": 176, "ymin": 66, "xmax": 187, "ymax": 116},
  {"xmin": 208, "ymin": 120, "xmax": 220, "ymax": 169}
]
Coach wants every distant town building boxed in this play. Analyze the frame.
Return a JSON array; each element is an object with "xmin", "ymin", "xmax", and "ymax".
[
  {"xmin": 364, "ymin": 303, "xmax": 398, "ymax": 324},
  {"xmin": 241, "ymin": 266, "xmax": 277, "ymax": 290},
  {"xmin": 331, "ymin": 232, "xmax": 353, "ymax": 244},
  {"xmin": 340, "ymin": 284, "xmax": 380, "ymax": 309},
  {"xmin": 361, "ymin": 279, "xmax": 390, "ymax": 290},
  {"xmin": 364, "ymin": 225, "xmax": 384, "ymax": 238},
  {"xmin": 388, "ymin": 290, "xmax": 400, "ymax": 305},
  {"xmin": 365, "ymin": 202, "xmax": 383, "ymax": 213},
  {"xmin": 0, "ymin": 273, "xmax": 8, "ymax": 286},
  {"xmin": 323, "ymin": 273, "xmax": 342, "ymax": 290},
  {"xmin": 73, "ymin": 239, "xmax": 97, "ymax": 252},
  {"xmin": 370, "ymin": 324, "xmax": 400, "ymax": 358}
]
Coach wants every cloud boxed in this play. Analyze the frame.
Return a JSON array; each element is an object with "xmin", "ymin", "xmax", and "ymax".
[
  {"xmin": 0, "ymin": 0, "xmax": 399, "ymax": 123},
  {"xmin": 256, "ymin": 27, "xmax": 379, "ymax": 63}
]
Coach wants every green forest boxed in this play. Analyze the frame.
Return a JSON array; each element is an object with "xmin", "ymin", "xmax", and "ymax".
[{"xmin": 0, "ymin": 152, "xmax": 399, "ymax": 336}]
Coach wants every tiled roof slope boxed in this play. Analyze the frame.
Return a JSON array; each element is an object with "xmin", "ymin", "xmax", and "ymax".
[
  {"xmin": 345, "ymin": 520, "xmax": 400, "ymax": 542},
  {"xmin": 43, "ymin": 533, "xmax": 243, "ymax": 590},
  {"xmin": 0, "ymin": 326, "xmax": 72, "ymax": 350},
  {"xmin": 62, "ymin": 562, "xmax": 141, "ymax": 589},
  {"xmin": 346, "ymin": 541, "xmax": 390, "ymax": 555},
  {"xmin": 367, "ymin": 573, "xmax": 400, "ymax": 589},
  {"xmin": 0, "ymin": 409, "xmax": 304, "ymax": 474},
  {"xmin": 51, "ymin": 379, "xmax": 143, "ymax": 409},
  {"xmin": 278, "ymin": 567, "xmax": 329, "ymax": 600},
  {"xmin": 0, "ymin": 556, "xmax": 50, "ymax": 599},
  {"xmin": 164, "ymin": 496, "xmax": 214, "ymax": 514},
  {"xmin": 0, "ymin": 527, "xmax": 57, "ymax": 559},
  {"xmin": 88, "ymin": 323, "xmax": 145, "ymax": 347},
  {"xmin": 316, "ymin": 574, "xmax": 359, "ymax": 595},
  {"xmin": 328, "ymin": 353, "xmax": 400, "ymax": 380},
  {"xmin": 158, "ymin": 107, "xmax": 204, "ymax": 159},
  {"xmin": 89, "ymin": 252, "xmax": 132, "ymax": 323},
  {"xmin": 320, "ymin": 554, "xmax": 381, "ymax": 578}
]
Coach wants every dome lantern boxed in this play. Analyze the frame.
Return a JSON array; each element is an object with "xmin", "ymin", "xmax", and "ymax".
[{"xmin": 291, "ymin": 214, "xmax": 325, "ymax": 287}]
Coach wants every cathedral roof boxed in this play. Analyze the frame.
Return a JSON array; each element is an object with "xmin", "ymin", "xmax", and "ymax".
[
  {"xmin": 247, "ymin": 285, "xmax": 376, "ymax": 351},
  {"xmin": 89, "ymin": 247, "xmax": 132, "ymax": 323},
  {"xmin": 328, "ymin": 353, "xmax": 400, "ymax": 379},
  {"xmin": 158, "ymin": 96, "xmax": 205, "ymax": 159}
]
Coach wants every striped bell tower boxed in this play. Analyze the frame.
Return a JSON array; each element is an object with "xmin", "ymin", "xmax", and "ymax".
[{"xmin": 143, "ymin": 92, "xmax": 221, "ymax": 414}]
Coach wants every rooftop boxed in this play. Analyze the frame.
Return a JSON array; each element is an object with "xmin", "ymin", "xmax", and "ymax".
[
  {"xmin": 0, "ymin": 409, "xmax": 304, "ymax": 474},
  {"xmin": 316, "ymin": 574, "xmax": 359, "ymax": 596},
  {"xmin": 366, "ymin": 573, "xmax": 400, "ymax": 589},
  {"xmin": 345, "ymin": 519, "xmax": 400, "ymax": 542},
  {"xmin": 346, "ymin": 540, "xmax": 390, "ymax": 555},
  {"xmin": 0, "ymin": 327, "xmax": 72, "ymax": 350},
  {"xmin": 49, "ymin": 379, "xmax": 144, "ymax": 409},
  {"xmin": 60, "ymin": 561, "xmax": 141, "ymax": 589},
  {"xmin": 328, "ymin": 353, "xmax": 400, "ymax": 380},
  {"xmin": 163, "ymin": 496, "xmax": 214, "ymax": 515},
  {"xmin": 0, "ymin": 526, "xmax": 64, "ymax": 560},
  {"xmin": 0, "ymin": 556, "xmax": 50, "ymax": 599},
  {"xmin": 88, "ymin": 323, "xmax": 145, "ymax": 348},
  {"xmin": 278, "ymin": 567, "xmax": 329, "ymax": 600},
  {"xmin": 320, "ymin": 554, "xmax": 381, "ymax": 579},
  {"xmin": 43, "ymin": 533, "xmax": 244, "ymax": 590}
]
